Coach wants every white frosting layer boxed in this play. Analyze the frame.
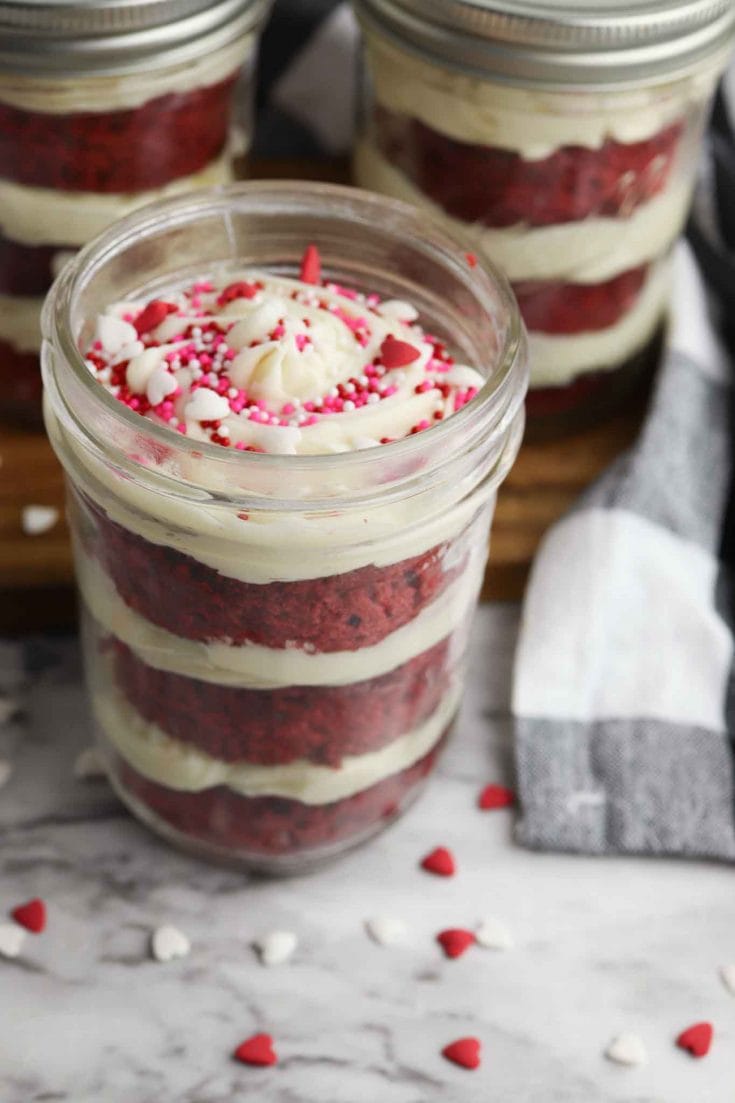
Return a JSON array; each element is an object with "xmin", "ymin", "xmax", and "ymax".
[
  {"xmin": 0, "ymin": 293, "xmax": 43, "ymax": 353},
  {"xmin": 0, "ymin": 149, "xmax": 236, "ymax": 247},
  {"xmin": 528, "ymin": 258, "xmax": 672, "ymax": 386},
  {"xmin": 355, "ymin": 141, "xmax": 692, "ymax": 284},
  {"xmin": 0, "ymin": 36, "xmax": 254, "ymax": 115},
  {"xmin": 94, "ymin": 679, "xmax": 459, "ymax": 804},
  {"xmin": 364, "ymin": 32, "xmax": 719, "ymax": 157},
  {"xmin": 77, "ymin": 547, "xmax": 481, "ymax": 688}
]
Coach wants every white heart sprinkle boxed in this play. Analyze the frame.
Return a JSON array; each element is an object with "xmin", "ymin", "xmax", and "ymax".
[
  {"xmin": 22, "ymin": 506, "xmax": 59, "ymax": 536},
  {"xmin": 0, "ymin": 759, "xmax": 13, "ymax": 789},
  {"xmin": 151, "ymin": 925, "xmax": 191, "ymax": 963},
  {"xmin": 184, "ymin": 388, "xmax": 231, "ymax": 423},
  {"xmin": 605, "ymin": 1032, "xmax": 647, "ymax": 1067},
  {"xmin": 365, "ymin": 917, "xmax": 408, "ymax": 947},
  {"xmin": 73, "ymin": 747, "xmax": 106, "ymax": 781},
  {"xmin": 146, "ymin": 365, "xmax": 178, "ymax": 408},
  {"xmin": 254, "ymin": 930, "xmax": 297, "ymax": 966},
  {"xmin": 720, "ymin": 964, "xmax": 735, "ymax": 995},
  {"xmin": 475, "ymin": 918, "xmax": 514, "ymax": 951},
  {"xmin": 0, "ymin": 922, "xmax": 26, "ymax": 959},
  {"xmin": 96, "ymin": 314, "xmax": 138, "ymax": 356}
]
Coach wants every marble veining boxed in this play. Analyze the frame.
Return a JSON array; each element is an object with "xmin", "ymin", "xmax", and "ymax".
[{"xmin": 1, "ymin": 607, "xmax": 734, "ymax": 1102}]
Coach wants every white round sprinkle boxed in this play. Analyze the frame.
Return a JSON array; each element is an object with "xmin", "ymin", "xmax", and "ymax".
[
  {"xmin": 0, "ymin": 923, "xmax": 26, "ymax": 959},
  {"xmin": 720, "ymin": 964, "xmax": 735, "ymax": 995},
  {"xmin": 73, "ymin": 747, "xmax": 106, "ymax": 781},
  {"xmin": 475, "ymin": 918, "xmax": 514, "ymax": 951},
  {"xmin": 22, "ymin": 506, "xmax": 59, "ymax": 536},
  {"xmin": 0, "ymin": 759, "xmax": 12, "ymax": 790},
  {"xmin": 343, "ymin": 400, "xmax": 355, "ymax": 412},
  {"xmin": 365, "ymin": 917, "xmax": 408, "ymax": 947},
  {"xmin": 367, "ymin": 393, "xmax": 380, "ymax": 405},
  {"xmin": 151, "ymin": 925, "xmax": 191, "ymax": 963},
  {"xmin": 254, "ymin": 930, "xmax": 297, "ymax": 967},
  {"xmin": 605, "ymin": 1032, "xmax": 647, "ymax": 1067}
]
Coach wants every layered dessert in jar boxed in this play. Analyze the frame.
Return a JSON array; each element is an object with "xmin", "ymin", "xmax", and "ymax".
[
  {"xmin": 0, "ymin": 0, "xmax": 271, "ymax": 423},
  {"xmin": 42, "ymin": 183, "xmax": 528, "ymax": 870},
  {"xmin": 354, "ymin": 0, "xmax": 735, "ymax": 432}
]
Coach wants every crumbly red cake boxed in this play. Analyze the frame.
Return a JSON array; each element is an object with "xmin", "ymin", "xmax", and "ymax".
[
  {"xmin": 90, "ymin": 499, "xmax": 464, "ymax": 652},
  {"xmin": 0, "ymin": 73, "xmax": 238, "ymax": 192},
  {"xmin": 114, "ymin": 729, "xmax": 450, "ymax": 857},
  {"xmin": 112, "ymin": 635, "xmax": 453, "ymax": 766},
  {"xmin": 373, "ymin": 107, "xmax": 684, "ymax": 228},
  {"xmin": 0, "ymin": 235, "xmax": 67, "ymax": 297},
  {"xmin": 513, "ymin": 266, "xmax": 648, "ymax": 335}
]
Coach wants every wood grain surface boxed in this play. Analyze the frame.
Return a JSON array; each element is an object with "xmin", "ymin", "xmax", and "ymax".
[{"xmin": 0, "ymin": 158, "xmax": 646, "ymax": 632}]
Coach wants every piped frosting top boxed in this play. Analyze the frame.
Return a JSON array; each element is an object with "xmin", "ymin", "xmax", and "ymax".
[{"xmin": 84, "ymin": 245, "xmax": 484, "ymax": 456}]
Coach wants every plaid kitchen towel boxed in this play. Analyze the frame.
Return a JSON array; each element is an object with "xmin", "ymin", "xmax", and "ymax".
[{"xmin": 512, "ymin": 91, "xmax": 735, "ymax": 860}]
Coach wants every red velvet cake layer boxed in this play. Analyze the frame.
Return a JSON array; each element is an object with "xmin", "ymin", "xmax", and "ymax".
[
  {"xmin": 112, "ymin": 636, "xmax": 453, "ymax": 767},
  {"xmin": 91, "ymin": 502, "xmax": 462, "ymax": 652},
  {"xmin": 0, "ymin": 73, "xmax": 237, "ymax": 192},
  {"xmin": 513, "ymin": 265, "xmax": 648, "ymax": 335},
  {"xmin": 0, "ymin": 235, "xmax": 68, "ymax": 297},
  {"xmin": 373, "ymin": 108, "xmax": 683, "ymax": 228},
  {"xmin": 0, "ymin": 339, "xmax": 40, "ymax": 420},
  {"xmin": 114, "ymin": 731, "xmax": 449, "ymax": 857}
]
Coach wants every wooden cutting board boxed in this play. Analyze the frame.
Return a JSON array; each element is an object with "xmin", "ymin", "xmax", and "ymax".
[{"xmin": 0, "ymin": 159, "xmax": 645, "ymax": 632}]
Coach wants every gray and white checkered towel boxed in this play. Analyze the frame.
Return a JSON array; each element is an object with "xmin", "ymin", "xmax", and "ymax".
[{"xmin": 513, "ymin": 236, "xmax": 735, "ymax": 860}]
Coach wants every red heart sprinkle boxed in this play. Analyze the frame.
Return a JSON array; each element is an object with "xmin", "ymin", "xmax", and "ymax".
[
  {"xmin": 234, "ymin": 1033, "xmax": 278, "ymax": 1067},
  {"xmin": 437, "ymin": 928, "xmax": 476, "ymax": 959},
  {"xmin": 11, "ymin": 897, "xmax": 46, "ymax": 934},
  {"xmin": 465, "ymin": 252, "xmax": 478, "ymax": 268},
  {"xmin": 134, "ymin": 300, "xmax": 178, "ymax": 336},
  {"xmin": 300, "ymin": 243, "xmax": 322, "ymax": 285},
  {"xmin": 478, "ymin": 784, "xmax": 516, "ymax": 811},
  {"xmin": 420, "ymin": 846, "xmax": 456, "ymax": 877},
  {"xmin": 380, "ymin": 335, "xmax": 421, "ymax": 369},
  {"xmin": 218, "ymin": 281, "xmax": 260, "ymax": 306},
  {"xmin": 676, "ymin": 1022, "xmax": 713, "ymax": 1058},
  {"xmin": 442, "ymin": 1037, "xmax": 481, "ymax": 1070}
]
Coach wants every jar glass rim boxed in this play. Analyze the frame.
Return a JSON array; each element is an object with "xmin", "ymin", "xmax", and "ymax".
[{"xmin": 42, "ymin": 181, "xmax": 528, "ymax": 513}]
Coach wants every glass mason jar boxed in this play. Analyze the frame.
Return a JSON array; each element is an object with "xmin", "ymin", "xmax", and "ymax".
[
  {"xmin": 354, "ymin": 0, "xmax": 735, "ymax": 435},
  {"xmin": 0, "ymin": 0, "xmax": 272, "ymax": 425},
  {"xmin": 42, "ymin": 182, "xmax": 528, "ymax": 872}
]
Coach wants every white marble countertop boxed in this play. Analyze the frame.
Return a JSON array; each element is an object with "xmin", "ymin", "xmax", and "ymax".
[{"xmin": 1, "ymin": 606, "xmax": 734, "ymax": 1103}]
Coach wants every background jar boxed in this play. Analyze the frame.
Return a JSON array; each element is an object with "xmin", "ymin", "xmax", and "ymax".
[
  {"xmin": 0, "ymin": 0, "xmax": 272, "ymax": 425},
  {"xmin": 41, "ymin": 182, "xmax": 528, "ymax": 872},
  {"xmin": 354, "ymin": 0, "xmax": 735, "ymax": 435}
]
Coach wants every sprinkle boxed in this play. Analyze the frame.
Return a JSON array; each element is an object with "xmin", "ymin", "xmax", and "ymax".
[
  {"xmin": 184, "ymin": 389, "xmax": 231, "ymax": 422},
  {"xmin": 380, "ymin": 335, "xmax": 421, "ymax": 369},
  {"xmin": 365, "ymin": 917, "xmax": 408, "ymax": 946},
  {"xmin": 234, "ymin": 1033, "xmax": 278, "ymax": 1067},
  {"xmin": 0, "ymin": 923, "xmax": 25, "ymax": 959},
  {"xmin": 133, "ymin": 300, "xmax": 178, "ymax": 337},
  {"xmin": 676, "ymin": 1022, "xmax": 713, "ymax": 1058},
  {"xmin": 73, "ymin": 747, "xmax": 106, "ymax": 781},
  {"xmin": 465, "ymin": 252, "xmax": 478, "ymax": 268},
  {"xmin": 21, "ymin": 506, "xmax": 59, "ymax": 536},
  {"xmin": 300, "ymin": 243, "xmax": 322, "ymax": 285},
  {"xmin": 442, "ymin": 1037, "xmax": 481, "ymax": 1070},
  {"xmin": 218, "ymin": 281, "xmax": 259, "ymax": 306},
  {"xmin": 478, "ymin": 784, "xmax": 516, "ymax": 811},
  {"xmin": 475, "ymin": 918, "xmax": 514, "ymax": 951},
  {"xmin": 254, "ymin": 930, "xmax": 297, "ymax": 967},
  {"xmin": 11, "ymin": 898, "xmax": 46, "ymax": 934},
  {"xmin": 420, "ymin": 846, "xmax": 456, "ymax": 877},
  {"xmin": 605, "ymin": 1032, "xmax": 647, "ymax": 1067},
  {"xmin": 437, "ymin": 928, "xmax": 475, "ymax": 959},
  {"xmin": 151, "ymin": 925, "xmax": 191, "ymax": 963}
]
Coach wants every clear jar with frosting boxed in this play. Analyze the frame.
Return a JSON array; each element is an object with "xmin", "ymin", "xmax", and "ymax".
[
  {"xmin": 354, "ymin": 0, "xmax": 735, "ymax": 434},
  {"xmin": 0, "ymin": 0, "xmax": 271, "ymax": 425},
  {"xmin": 42, "ymin": 182, "xmax": 528, "ymax": 872}
]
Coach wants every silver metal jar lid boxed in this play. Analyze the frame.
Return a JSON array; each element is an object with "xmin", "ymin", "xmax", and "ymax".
[
  {"xmin": 355, "ymin": 0, "xmax": 735, "ymax": 87},
  {"xmin": 0, "ymin": 0, "xmax": 272, "ymax": 75}
]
